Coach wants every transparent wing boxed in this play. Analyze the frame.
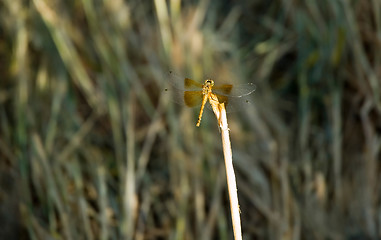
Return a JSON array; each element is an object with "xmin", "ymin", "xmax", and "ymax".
[
  {"xmin": 224, "ymin": 94, "xmax": 254, "ymax": 113},
  {"xmin": 208, "ymin": 93, "xmax": 254, "ymax": 113},
  {"xmin": 167, "ymin": 71, "xmax": 203, "ymax": 91},
  {"xmin": 213, "ymin": 82, "xmax": 256, "ymax": 97},
  {"xmin": 164, "ymin": 71, "xmax": 204, "ymax": 108}
]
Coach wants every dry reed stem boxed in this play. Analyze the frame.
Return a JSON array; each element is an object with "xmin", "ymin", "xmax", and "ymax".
[{"xmin": 210, "ymin": 100, "xmax": 242, "ymax": 240}]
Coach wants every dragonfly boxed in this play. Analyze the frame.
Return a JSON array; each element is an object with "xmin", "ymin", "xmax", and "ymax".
[{"xmin": 164, "ymin": 71, "xmax": 256, "ymax": 127}]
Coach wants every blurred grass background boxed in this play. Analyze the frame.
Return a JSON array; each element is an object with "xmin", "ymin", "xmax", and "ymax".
[{"xmin": 1, "ymin": 0, "xmax": 381, "ymax": 239}]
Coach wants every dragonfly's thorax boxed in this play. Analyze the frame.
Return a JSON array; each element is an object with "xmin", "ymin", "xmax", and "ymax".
[{"xmin": 202, "ymin": 79, "xmax": 214, "ymax": 95}]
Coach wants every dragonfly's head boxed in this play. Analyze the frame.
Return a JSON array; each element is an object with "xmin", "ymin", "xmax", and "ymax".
[{"xmin": 205, "ymin": 79, "xmax": 214, "ymax": 87}]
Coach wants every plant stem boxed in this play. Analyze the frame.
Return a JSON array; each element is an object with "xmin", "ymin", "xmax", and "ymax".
[{"xmin": 210, "ymin": 100, "xmax": 242, "ymax": 240}]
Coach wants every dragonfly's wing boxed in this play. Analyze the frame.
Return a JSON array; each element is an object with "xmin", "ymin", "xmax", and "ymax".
[
  {"xmin": 225, "ymin": 94, "xmax": 253, "ymax": 112},
  {"xmin": 185, "ymin": 78, "xmax": 203, "ymax": 89},
  {"xmin": 213, "ymin": 82, "xmax": 256, "ymax": 97},
  {"xmin": 163, "ymin": 83, "xmax": 203, "ymax": 107},
  {"xmin": 167, "ymin": 71, "xmax": 202, "ymax": 90},
  {"xmin": 164, "ymin": 71, "xmax": 204, "ymax": 108},
  {"xmin": 213, "ymin": 84, "xmax": 233, "ymax": 95},
  {"xmin": 211, "ymin": 93, "xmax": 254, "ymax": 113},
  {"xmin": 210, "ymin": 82, "xmax": 256, "ymax": 113},
  {"xmin": 184, "ymin": 91, "xmax": 203, "ymax": 107}
]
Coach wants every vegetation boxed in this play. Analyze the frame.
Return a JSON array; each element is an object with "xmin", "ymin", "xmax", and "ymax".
[{"xmin": 0, "ymin": 0, "xmax": 380, "ymax": 239}]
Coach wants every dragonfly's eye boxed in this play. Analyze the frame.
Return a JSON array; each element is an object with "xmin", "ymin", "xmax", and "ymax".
[{"xmin": 206, "ymin": 79, "xmax": 214, "ymax": 85}]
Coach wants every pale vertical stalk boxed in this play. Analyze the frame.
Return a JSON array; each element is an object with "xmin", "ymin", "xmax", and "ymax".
[
  {"xmin": 211, "ymin": 101, "xmax": 242, "ymax": 240},
  {"xmin": 124, "ymin": 93, "xmax": 137, "ymax": 240}
]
